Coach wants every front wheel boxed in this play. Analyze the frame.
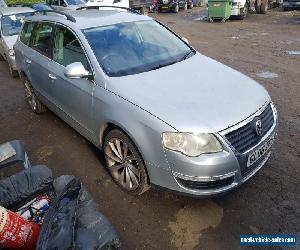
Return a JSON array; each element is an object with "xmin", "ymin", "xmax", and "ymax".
[
  {"xmin": 240, "ymin": 4, "xmax": 248, "ymax": 19},
  {"xmin": 104, "ymin": 129, "xmax": 150, "ymax": 195},
  {"xmin": 173, "ymin": 3, "xmax": 179, "ymax": 12},
  {"xmin": 23, "ymin": 76, "xmax": 47, "ymax": 114},
  {"xmin": 260, "ymin": 2, "xmax": 268, "ymax": 13},
  {"xmin": 9, "ymin": 64, "xmax": 18, "ymax": 78},
  {"xmin": 188, "ymin": 1, "xmax": 193, "ymax": 8},
  {"xmin": 183, "ymin": 2, "xmax": 188, "ymax": 10}
]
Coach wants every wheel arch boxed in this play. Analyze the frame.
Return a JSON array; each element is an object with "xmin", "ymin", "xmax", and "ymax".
[{"xmin": 99, "ymin": 121, "xmax": 151, "ymax": 184}]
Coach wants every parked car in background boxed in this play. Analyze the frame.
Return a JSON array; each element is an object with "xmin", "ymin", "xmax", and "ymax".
[
  {"xmin": 15, "ymin": 9, "xmax": 277, "ymax": 197},
  {"xmin": 7, "ymin": 3, "xmax": 53, "ymax": 11},
  {"xmin": 46, "ymin": 0, "xmax": 129, "ymax": 11},
  {"xmin": 29, "ymin": 3, "xmax": 53, "ymax": 11},
  {"xmin": 157, "ymin": 0, "xmax": 192, "ymax": 13},
  {"xmin": 0, "ymin": 0, "xmax": 7, "ymax": 8},
  {"xmin": 130, "ymin": 0, "xmax": 153, "ymax": 14},
  {"xmin": 0, "ymin": 7, "xmax": 34, "ymax": 77},
  {"xmin": 282, "ymin": 0, "xmax": 300, "ymax": 10},
  {"xmin": 231, "ymin": 0, "xmax": 249, "ymax": 19}
]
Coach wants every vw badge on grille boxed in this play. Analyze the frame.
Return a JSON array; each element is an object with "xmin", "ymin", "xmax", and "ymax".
[{"xmin": 255, "ymin": 119, "xmax": 263, "ymax": 136}]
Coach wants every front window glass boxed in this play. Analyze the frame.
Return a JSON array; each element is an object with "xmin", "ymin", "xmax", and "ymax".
[
  {"xmin": 84, "ymin": 20, "xmax": 194, "ymax": 77},
  {"xmin": 53, "ymin": 25, "xmax": 90, "ymax": 70},
  {"xmin": 1, "ymin": 13, "xmax": 33, "ymax": 36},
  {"xmin": 65, "ymin": 0, "xmax": 86, "ymax": 5}
]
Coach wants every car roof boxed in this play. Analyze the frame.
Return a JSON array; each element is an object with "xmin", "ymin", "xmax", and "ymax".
[
  {"xmin": 0, "ymin": 7, "xmax": 35, "ymax": 15},
  {"xmin": 28, "ymin": 9, "xmax": 152, "ymax": 29}
]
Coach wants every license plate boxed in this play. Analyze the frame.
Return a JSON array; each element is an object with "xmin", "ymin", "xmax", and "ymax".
[
  {"xmin": 214, "ymin": 3, "xmax": 221, "ymax": 6},
  {"xmin": 247, "ymin": 135, "xmax": 274, "ymax": 167},
  {"xmin": 162, "ymin": 6, "xmax": 168, "ymax": 8}
]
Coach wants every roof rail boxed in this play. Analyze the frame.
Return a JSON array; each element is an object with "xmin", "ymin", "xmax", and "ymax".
[
  {"xmin": 76, "ymin": 6, "xmax": 141, "ymax": 15},
  {"xmin": 34, "ymin": 10, "xmax": 76, "ymax": 22}
]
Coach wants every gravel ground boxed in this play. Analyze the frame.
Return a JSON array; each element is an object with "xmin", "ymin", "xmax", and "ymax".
[{"xmin": 0, "ymin": 7, "xmax": 299, "ymax": 250}]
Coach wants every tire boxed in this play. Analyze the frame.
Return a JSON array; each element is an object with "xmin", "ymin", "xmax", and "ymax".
[
  {"xmin": 188, "ymin": 1, "xmax": 193, "ymax": 8},
  {"xmin": 240, "ymin": 4, "xmax": 248, "ymax": 19},
  {"xmin": 9, "ymin": 64, "xmax": 18, "ymax": 78},
  {"xmin": 260, "ymin": 2, "xmax": 268, "ymax": 13},
  {"xmin": 255, "ymin": 4, "xmax": 261, "ymax": 13},
  {"xmin": 22, "ymin": 76, "xmax": 47, "ymax": 114},
  {"xmin": 173, "ymin": 3, "xmax": 179, "ymax": 12},
  {"xmin": 0, "ymin": 54, "xmax": 4, "ymax": 61},
  {"xmin": 283, "ymin": 7, "xmax": 289, "ymax": 11},
  {"xmin": 104, "ymin": 129, "xmax": 150, "ymax": 195},
  {"xmin": 183, "ymin": 2, "xmax": 188, "ymax": 10}
]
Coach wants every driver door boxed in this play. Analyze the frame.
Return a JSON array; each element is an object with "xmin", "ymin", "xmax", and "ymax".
[{"xmin": 48, "ymin": 24, "xmax": 95, "ymax": 140}]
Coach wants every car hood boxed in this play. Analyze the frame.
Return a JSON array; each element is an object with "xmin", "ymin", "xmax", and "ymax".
[
  {"xmin": 107, "ymin": 53, "xmax": 270, "ymax": 133},
  {"xmin": 3, "ymin": 35, "xmax": 18, "ymax": 50}
]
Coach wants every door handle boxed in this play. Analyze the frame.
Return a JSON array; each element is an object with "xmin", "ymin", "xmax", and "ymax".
[
  {"xmin": 25, "ymin": 59, "xmax": 32, "ymax": 64},
  {"xmin": 48, "ymin": 74, "xmax": 57, "ymax": 80}
]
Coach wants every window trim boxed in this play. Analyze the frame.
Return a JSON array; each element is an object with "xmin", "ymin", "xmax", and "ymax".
[
  {"xmin": 19, "ymin": 20, "xmax": 94, "ymax": 78},
  {"xmin": 51, "ymin": 23, "xmax": 94, "ymax": 77}
]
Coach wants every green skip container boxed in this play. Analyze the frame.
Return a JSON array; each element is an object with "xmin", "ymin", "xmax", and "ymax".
[{"xmin": 208, "ymin": 0, "xmax": 232, "ymax": 22}]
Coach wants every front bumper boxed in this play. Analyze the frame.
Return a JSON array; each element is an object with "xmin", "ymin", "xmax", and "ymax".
[{"xmin": 151, "ymin": 102, "xmax": 278, "ymax": 197}]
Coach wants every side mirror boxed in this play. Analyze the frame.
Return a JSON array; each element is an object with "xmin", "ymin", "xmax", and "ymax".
[
  {"xmin": 64, "ymin": 62, "xmax": 93, "ymax": 80},
  {"xmin": 182, "ymin": 37, "xmax": 189, "ymax": 44}
]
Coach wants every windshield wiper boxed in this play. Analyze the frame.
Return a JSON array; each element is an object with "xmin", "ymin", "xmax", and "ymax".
[
  {"xmin": 146, "ymin": 60, "xmax": 178, "ymax": 72},
  {"xmin": 177, "ymin": 50, "xmax": 195, "ymax": 63}
]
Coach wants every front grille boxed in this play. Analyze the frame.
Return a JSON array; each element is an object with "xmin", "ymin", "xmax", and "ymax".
[
  {"xmin": 177, "ymin": 176, "xmax": 234, "ymax": 190},
  {"xmin": 225, "ymin": 104, "xmax": 274, "ymax": 153}
]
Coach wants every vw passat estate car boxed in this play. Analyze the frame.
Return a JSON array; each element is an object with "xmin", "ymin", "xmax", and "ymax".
[{"xmin": 14, "ymin": 8, "xmax": 278, "ymax": 197}]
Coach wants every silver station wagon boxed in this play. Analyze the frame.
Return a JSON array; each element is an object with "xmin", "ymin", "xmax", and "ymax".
[
  {"xmin": 14, "ymin": 8, "xmax": 278, "ymax": 197},
  {"xmin": 0, "ymin": 7, "xmax": 35, "ymax": 77}
]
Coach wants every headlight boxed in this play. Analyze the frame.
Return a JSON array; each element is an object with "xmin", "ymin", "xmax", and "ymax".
[
  {"xmin": 162, "ymin": 132, "xmax": 223, "ymax": 157},
  {"xmin": 9, "ymin": 49, "xmax": 15, "ymax": 57}
]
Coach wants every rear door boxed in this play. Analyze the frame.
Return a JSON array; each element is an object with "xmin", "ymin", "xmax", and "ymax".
[
  {"xmin": 48, "ymin": 24, "xmax": 95, "ymax": 138},
  {"xmin": 27, "ymin": 22, "xmax": 55, "ymax": 102}
]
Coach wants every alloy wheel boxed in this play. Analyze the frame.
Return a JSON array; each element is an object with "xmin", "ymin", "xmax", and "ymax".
[
  {"xmin": 24, "ymin": 79, "xmax": 37, "ymax": 111},
  {"xmin": 104, "ymin": 138, "xmax": 141, "ymax": 191}
]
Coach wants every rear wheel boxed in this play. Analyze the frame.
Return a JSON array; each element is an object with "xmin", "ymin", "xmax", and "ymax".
[
  {"xmin": 0, "ymin": 54, "xmax": 4, "ymax": 61},
  {"xmin": 23, "ymin": 76, "xmax": 47, "ymax": 114},
  {"xmin": 104, "ymin": 129, "xmax": 150, "ymax": 195}
]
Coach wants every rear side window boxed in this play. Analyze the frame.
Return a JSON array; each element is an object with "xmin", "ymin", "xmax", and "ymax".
[
  {"xmin": 53, "ymin": 25, "xmax": 90, "ymax": 70},
  {"xmin": 31, "ymin": 22, "xmax": 54, "ymax": 58},
  {"xmin": 20, "ymin": 22, "xmax": 35, "ymax": 46}
]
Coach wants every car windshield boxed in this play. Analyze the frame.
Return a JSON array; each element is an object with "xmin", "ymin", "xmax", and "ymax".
[
  {"xmin": 1, "ymin": 12, "xmax": 33, "ymax": 36},
  {"xmin": 0, "ymin": 0, "xmax": 6, "ymax": 8},
  {"xmin": 84, "ymin": 20, "xmax": 194, "ymax": 77},
  {"xmin": 65, "ymin": 0, "xmax": 86, "ymax": 5}
]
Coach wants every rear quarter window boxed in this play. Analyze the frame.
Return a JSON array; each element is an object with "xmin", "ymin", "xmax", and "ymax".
[{"xmin": 20, "ymin": 22, "xmax": 35, "ymax": 46}]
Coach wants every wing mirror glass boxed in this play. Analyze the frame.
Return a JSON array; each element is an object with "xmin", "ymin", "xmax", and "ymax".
[
  {"xmin": 182, "ymin": 37, "xmax": 189, "ymax": 44},
  {"xmin": 64, "ymin": 62, "xmax": 93, "ymax": 80}
]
